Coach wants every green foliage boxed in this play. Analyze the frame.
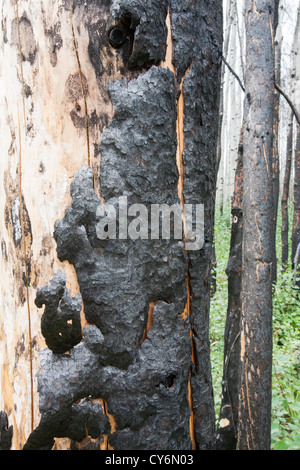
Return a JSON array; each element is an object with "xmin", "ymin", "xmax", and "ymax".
[
  {"xmin": 272, "ymin": 267, "xmax": 300, "ymax": 450},
  {"xmin": 210, "ymin": 207, "xmax": 231, "ymax": 416},
  {"xmin": 210, "ymin": 205, "xmax": 300, "ymax": 450}
]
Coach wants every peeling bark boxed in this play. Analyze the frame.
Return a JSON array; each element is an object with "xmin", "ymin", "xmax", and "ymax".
[{"xmin": 177, "ymin": 0, "xmax": 223, "ymax": 449}]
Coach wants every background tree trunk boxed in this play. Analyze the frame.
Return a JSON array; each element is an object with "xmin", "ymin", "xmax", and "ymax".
[
  {"xmin": 293, "ymin": 129, "xmax": 300, "ymax": 289},
  {"xmin": 281, "ymin": 112, "xmax": 293, "ymax": 268},
  {"xmin": 291, "ymin": 7, "xmax": 300, "ymax": 289},
  {"xmin": 238, "ymin": 0, "xmax": 275, "ymax": 450},
  {"xmin": 216, "ymin": 123, "xmax": 243, "ymax": 450},
  {"xmin": 217, "ymin": 0, "xmax": 244, "ymax": 212},
  {"xmin": 0, "ymin": 0, "xmax": 222, "ymax": 450}
]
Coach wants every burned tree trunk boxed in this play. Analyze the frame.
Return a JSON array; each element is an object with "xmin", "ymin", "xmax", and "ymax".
[
  {"xmin": 271, "ymin": 0, "xmax": 281, "ymax": 283},
  {"xmin": 216, "ymin": 124, "xmax": 243, "ymax": 450},
  {"xmin": 0, "ymin": 0, "xmax": 222, "ymax": 450},
  {"xmin": 186, "ymin": 0, "xmax": 223, "ymax": 449},
  {"xmin": 281, "ymin": 113, "xmax": 294, "ymax": 269},
  {"xmin": 292, "ymin": 8, "xmax": 300, "ymax": 289},
  {"xmin": 293, "ymin": 128, "xmax": 300, "ymax": 290},
  {"xmin": 0, "ymin": 412, "xmax": 13, "ymax": 450},
  {"xmin": 238, "ymin": 0, "xmax": 275, "ymax": 450}
]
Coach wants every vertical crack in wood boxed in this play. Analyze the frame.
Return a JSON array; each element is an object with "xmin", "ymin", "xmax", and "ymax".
[
  {"xmin": 70, "ymin": 0, "xmax": 91, "ymax": 171},
  {"xmin": 139, "ymin": 302, "xmax": 155, "ymax": 347},
  {"xmin": 160, "ymin": 10, "xmax": 196, "ymax": 450},
  {"xmin": 175, "ymin": 60, "xmax": 196, "ymax": 453}
]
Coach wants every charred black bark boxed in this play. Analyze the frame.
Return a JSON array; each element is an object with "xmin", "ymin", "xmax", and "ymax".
[
  {"xmin": 25, "ymin": 70, "xmax": 192, "ymax": 449},
  {"xmin": 238, "ymin": 0, "xmax": 275, "ymax": 450},
  {"xmin": 216, "ymin": 125, "xmax": 243, "ymax": 450},
  {"xmin": 35, "ymin": 270, "xmax": 82, "ymax": 354},
  {"xmin": 292, "ymin": 127, "xmax": 300, "ymax": 290},
  {"xmin": 23, "ymin": 0, "xmax": 222, "ymax": 450}
]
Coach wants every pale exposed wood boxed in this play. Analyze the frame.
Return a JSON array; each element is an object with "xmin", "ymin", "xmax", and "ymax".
[{"xmin": 0, "ymin": 0, "xmax": 124, "ymax": 449}]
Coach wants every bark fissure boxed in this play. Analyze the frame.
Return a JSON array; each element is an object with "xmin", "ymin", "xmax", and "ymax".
[
  {"xmin": 160, "ymin": 9, "xmax": 197, "ymax": 449},
  {"xmin": 238, "ymin": 0, "xmax": 275, "ymax": 450}
]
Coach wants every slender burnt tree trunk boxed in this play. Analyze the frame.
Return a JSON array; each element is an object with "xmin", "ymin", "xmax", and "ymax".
[
  {"xmin": 238, "ymin": 0, "xmax": 275, "ymax": 450},
  {"xmin": 0, "ymin": 0, "xmax": 222, "ymax": 451},
  {"xmin": 281, "ymin": 113, "xmax": 294, "ymax": 269},
  {"xmin": 271, "ymin": 0, "xmax": 281, "ymax": 283},
  {"xmin": 292, "ymin": 128, "xmax": 300, "ymax": 289},
  {"xmin": 216, "ymin": 124, "xmax": 243, "ymax": 450}
]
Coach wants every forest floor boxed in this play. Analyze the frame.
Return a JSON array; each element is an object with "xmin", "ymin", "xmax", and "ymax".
[{"xmin": 210, "ymin": 205, "xmax": 300, "ymax": 450}]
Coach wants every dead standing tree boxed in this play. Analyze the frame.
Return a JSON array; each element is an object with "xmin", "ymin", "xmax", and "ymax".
[
  {"xmin": 291, "ymin": 7, "xmax": 300, "ymax": 290},
  {"xmin": 0, "ymin": 0, "xmax": 222, "ymax": 450},
  {"xmin": 281, "ymin": 111, "xmax": 294, "ymax": 269},
  {"xmin": 238, "ymin": 0, "xmax": 275, "ymax": 450},
  {"xmin": 216, "ymin": 124, "xmax": 244, "ymax": 450}
]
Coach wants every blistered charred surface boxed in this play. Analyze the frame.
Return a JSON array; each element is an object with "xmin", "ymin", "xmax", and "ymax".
[
  {"xmin": 54, "ymin": 67, "xmax": 188, "ymax": 369},
  {"xmin": 100, "ymin": 67, "xmax": 180, "ymax": 204},
  {"xmin": 35, "ymin": 271, "xmax": 82, "ymax": 354},
  {"xmin": 24, "ymin": 398, "xmax": 110, "ymax": 450},
  {"xmin": 216, "ymin": 126, "xmax": 243, "ymax": 450},
  {"xmin": 110, "ymin": 0, "xmax": 169, "ymax": 70},
  {"xmin": 24, "ymin": 302, "xmax": 191, "ymax": 450},
  {"xmin": 20, "ymin": 0, "xmax": 222, "ymax": 450},
  {"xmin": 239, "ymin": 0, "xmax": 275, "ymax": 450},
  {"xmin": 26, "ymin": 66, "xmax": 192, "ymax": 448},
  {"xmin": 0, "ymin": 412, "xmax": 13, "ymax": 450}
]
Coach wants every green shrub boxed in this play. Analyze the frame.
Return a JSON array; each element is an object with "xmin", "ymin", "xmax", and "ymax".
[{"xmin": 210, "ymin": 205, "xmax": 300, "ymax": 450}]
